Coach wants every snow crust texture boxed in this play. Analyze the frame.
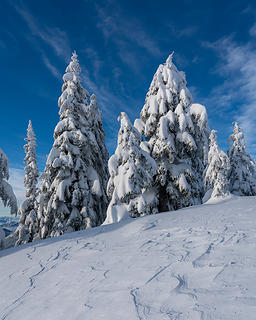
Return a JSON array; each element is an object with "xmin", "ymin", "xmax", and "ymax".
[{"xmin": 0, "ymin": 196, "xmax": 255, "ymax": 320}]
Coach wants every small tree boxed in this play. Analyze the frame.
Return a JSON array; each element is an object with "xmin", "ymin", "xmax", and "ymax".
[
  {"xmin": 204, "ymin": 130, "xmax": 230, "ymax": 200},
  {"xmin": 228, "ymin": 122, "xmax": 256, "ymax": 196},
  {"xmin": 105, "ymin": 112, "xmax": 158, "ymax": 224},
  {"xmin": 15, "ymin": 120, "xmax": 39, "ymax": 245},
  {"xmin": 0, "ymin": 149, "xmax": 17, "ymax": 215}
]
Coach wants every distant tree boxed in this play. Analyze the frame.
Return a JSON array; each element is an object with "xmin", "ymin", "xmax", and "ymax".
[
  {"xmin": 105, "ymin": 112, "xmax": 158, "ymax": 224},
  {"xmin": 15, "ymin": 120, "xmax": 39, "ymax": 245},
  {"xmin": 228, "ymin": 122, "xmax": 256, "ymax": 196},
  {"xmin": 204, "ymin": 130, "xmax": 230, "ymax": 200},
  {"xmin": 0, "ymin": 149, "xmax": 17, "ymax": 215},
  {"xmin": 0, "ymin": 226, "xmax": 5, "ymax": 249},
  {"xmin": 38, "ymin": 51, "xmax": 108, "ymax": 238},
  {"xmin": 135, "ymin": 53, "xmax": 209, "ymax": 212}
]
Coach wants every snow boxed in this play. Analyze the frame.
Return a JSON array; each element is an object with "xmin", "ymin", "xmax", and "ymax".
[
  {"xmin": 87, "ymin": 167, "xmax": 102, "ymax": 196},
  {"xmin": 139, "ymin": 53, "xmax": 209, "ymax": 212},
  {"xmin": 104, "ymin": 201, "xmax": 128, "ymax": 224},
  {"xmin": 0, "ymin": 196, "xmax": 256, "ymax": 319},
  {"xmin": 0, "ymin": 149, "xmax": 17, "ymax": 215},
  {"xmin": 134, "ymin": 118, "xmax": 145, "ymax": 134}
]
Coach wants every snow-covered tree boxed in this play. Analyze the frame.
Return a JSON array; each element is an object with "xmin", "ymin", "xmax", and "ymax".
[
  {"xmin": 0, "ymin": 149, "xmax": 17, "ymax": 215},
  {"xmin": 134, "ymin": 53, "xmax": 209, "ymax": 212},
  {"xmin": 203, "ymin": 130, "xmax": 230, "ymax": 200},
  {"xmin": 38, "ymin": 51, "xmax": 108, "ymax": 238},
  {"xmin": 105, "ymin": 112, "xmax": 158, "ymax": 224},
  {"xmin": 86, "ymin": 94, "xmax": 109, "ymax": 217},
  {"xmin": 228, "ymin": 122, "xmax": 256, "ymax": 196},
  {"xmin": 15, "ymin": 120, "xmax": 39, "ymax": 245}
]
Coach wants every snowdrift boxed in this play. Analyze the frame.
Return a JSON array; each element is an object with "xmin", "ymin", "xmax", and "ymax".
[{"xmin": 0, "ymin": 196, "xmax": 256, "ymax": 320}]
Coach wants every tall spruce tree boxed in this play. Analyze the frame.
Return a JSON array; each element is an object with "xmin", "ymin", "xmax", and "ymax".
[
  {"xmin": 86, "ymin": 94, "xmax": 109, "ymax": 217},
  {"xmin": 38, "ymin": 51, "xmax": 108, "ymax": 238},
  {"xmin": 204, "ymin": 130, "xmax": 230, "ymax": 200},
  {"xmin": 105, "ymin": 112, "xmax": 157, "ymax": 224},
  {"xmin": 134, "ymin": 53, "xmax": 209, "ymax": 212},
  {"xmin": 228, "ymin": 122, "xmax": 256, "ymax": 196},
  {"xmin": 15, "ymin": 120, "xmax": 39, "ymax": 245}
]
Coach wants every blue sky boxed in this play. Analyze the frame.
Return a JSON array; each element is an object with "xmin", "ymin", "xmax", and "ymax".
[{"xmin": 1, "ymin": 0, "xmax": 256, "ymax": 215}]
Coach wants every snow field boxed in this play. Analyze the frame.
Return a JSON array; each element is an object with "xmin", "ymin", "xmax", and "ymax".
[{"xmin": 0, "ymin": 196, "xmax": 256, "ymax": 319}]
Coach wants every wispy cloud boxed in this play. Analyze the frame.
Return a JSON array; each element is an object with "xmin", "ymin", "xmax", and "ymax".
[
  {"xmin": 42, "ymin": 54, "xmax": 61, "ymax": 78},
  {"xmin": 95, "ymin": 4, "xmax": 161, "ymax": 72},
  {"xmin": 83, "ymin": 48, "xmax": 103, "ymax": 80},
  {"xmin": 202, "ymin": 32, "xmax": 256, "ymax": 153},
  {"xmin": 11, "ymin": 3, "xmax": 70, "ymax": 59},
  {"xmin": 169, "ymin": 25, "xmax": 198, "ymax": 38},
  {"xmin": 249, "ymin": 23, "xmax": 256, "ymax": 37},
  {"xmin": 96, "ymin": 5, "xmax": 161, "ymax": 56},
  {"xmin": 9, "ymin": 1, "xmax": 70, "ymax": 77}
]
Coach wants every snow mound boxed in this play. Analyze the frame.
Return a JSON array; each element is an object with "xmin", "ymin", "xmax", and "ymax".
[{"xmin": 1, "ymin": 196, "xmax": 256, "ymax": 320}]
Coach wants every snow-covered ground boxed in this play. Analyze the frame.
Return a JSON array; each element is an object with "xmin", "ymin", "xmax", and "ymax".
[{"xmin": 0, "ymin": 196, "xmax": 255, "ymax": 320}]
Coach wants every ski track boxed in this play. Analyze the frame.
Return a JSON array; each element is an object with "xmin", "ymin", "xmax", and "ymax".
[{"xmin": 0, "ymin": 196, "xmax": 256, "ymax": 319}]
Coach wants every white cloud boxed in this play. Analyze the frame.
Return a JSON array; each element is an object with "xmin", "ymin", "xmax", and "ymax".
[{"xmin": 202, "ymin": 34, "xmax": 256, "ymax": 153}]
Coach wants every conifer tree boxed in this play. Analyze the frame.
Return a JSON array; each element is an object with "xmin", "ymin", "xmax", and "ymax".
[
  {"xmin": 86, "ymin": 94, "xmax": 109, "ymax": 217},
  {"xmin": 0, "ymin": 149, "xmax": 17, "ymax": 215},
  {"xmin": 135, "ymin": 53, "xmax": 209, "ymax": 212},
  {"xmin": 204, "ymin": 130, "xmax": 230, "ymax": 200},
  {"xmin": 0, "ymin": 226, "xmax": 5, "ymax": 249},
  {"xmin": 38, "ymin": 51, "xmax": 108, "ymax": 238},
  {"xmin": 105, "ymin": 112, "xmax": 157, "ymax": 224},
  {"xmin": 15, "ymin": 121, "xmax": 39, "ymax": 245},
  {"xmin": 228, "ymin": 122, "xmax": 256, "ymax": 196}
]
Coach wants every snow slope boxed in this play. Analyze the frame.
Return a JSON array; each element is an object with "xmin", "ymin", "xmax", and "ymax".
[{"xmin": 0, "ymin": 196, "xmax": 256, "ymax": 320}]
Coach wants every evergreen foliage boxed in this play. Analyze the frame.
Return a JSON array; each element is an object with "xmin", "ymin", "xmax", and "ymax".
[
  {"xmin": 15, "ymin": 120, "xmax": 39, "ymax": 245},
  {"xmin": 0, "ymin": 149, "xmax": 17, "ymax": 215},
  {"xmin": 105, "ymin": 112, "xmax": 157, "ymax": 223},
  {"xmin": 38, "ymin": 52, "xmax": 109, "ymax": 238},
  {"xmin": 135, "ymin": 53, "xmax": 209, "ymax": 211},
  {"xmin": 204, "ymin": 130, "xmax": 230, "ymax": 200},
  {"xmin": 228, "ymin": 122, "xmax": 256, "ymax": 196}
]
